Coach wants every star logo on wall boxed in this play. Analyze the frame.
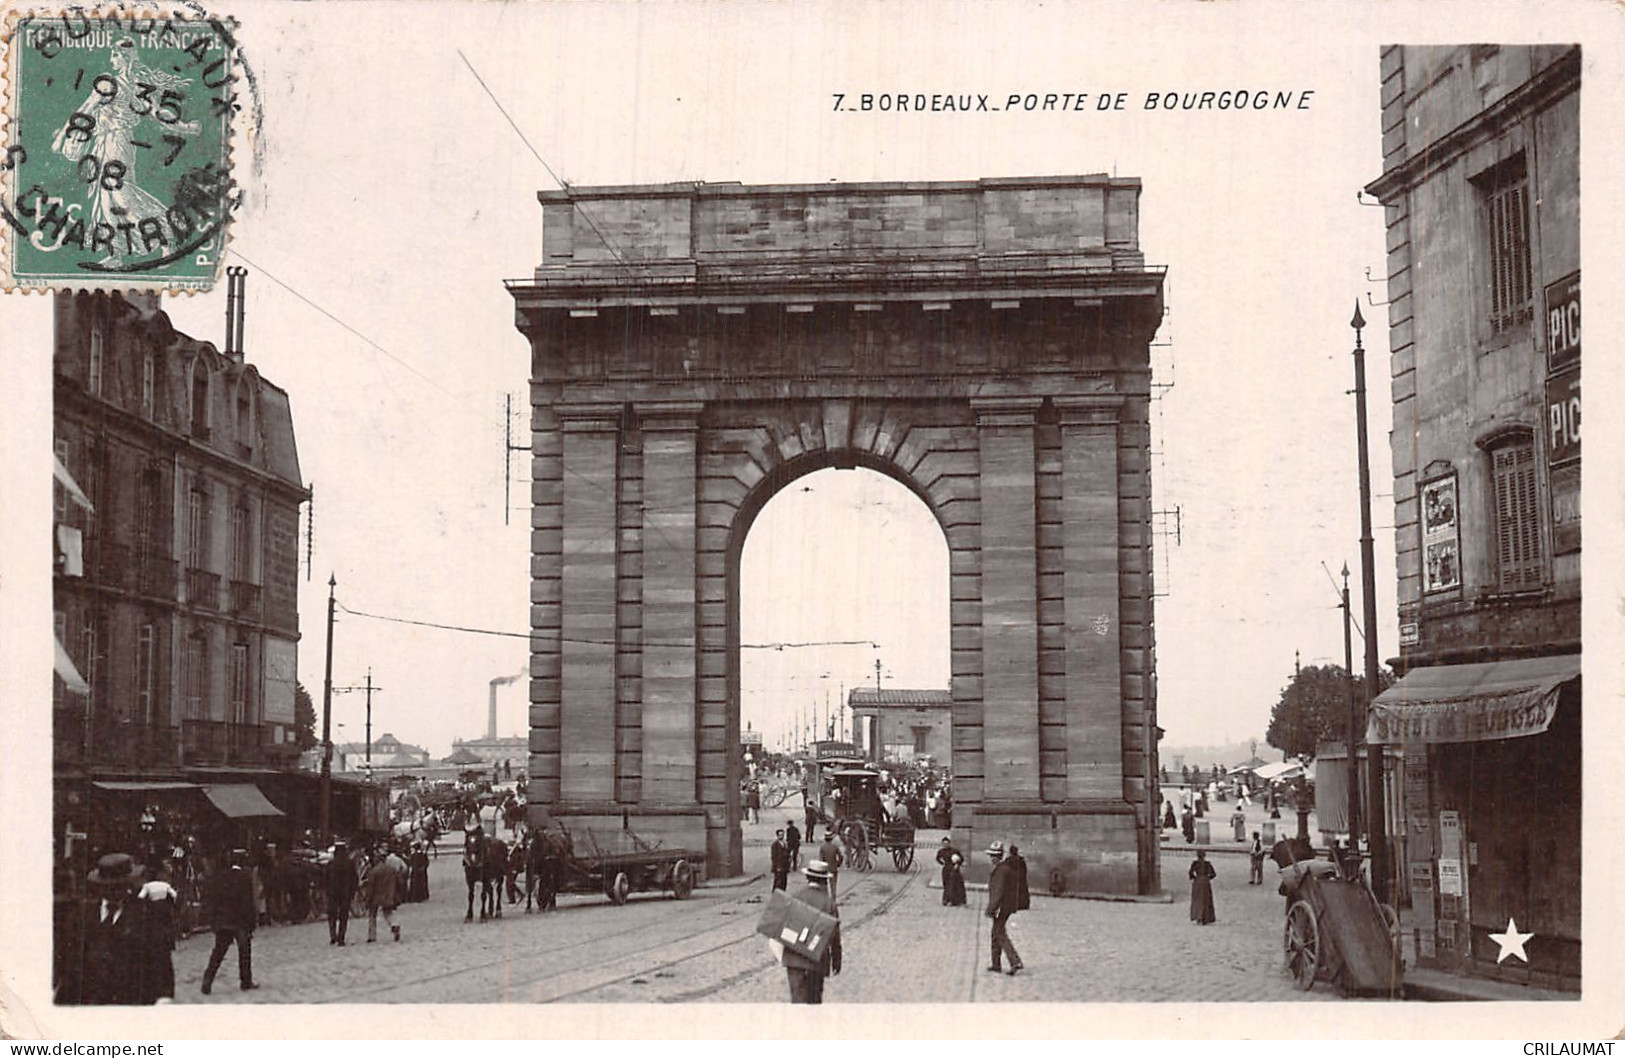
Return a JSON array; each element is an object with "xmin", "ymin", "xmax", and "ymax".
[{"xmin": 1489, "ymin": 918, "xmax": 1535, "ymax": 964}]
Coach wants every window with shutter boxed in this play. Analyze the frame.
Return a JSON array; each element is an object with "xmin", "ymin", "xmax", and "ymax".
[
  {"xmin": 186, "ymin": 638, "xmax": 208, "ymax": 720},
  {"xmin": 1479, "ymin": 155, "xmax": 1533, "ymax": 334},
  {"xmin": 1491, "ymin": 440, "xmax": 1543, "ymax": 590},
  {"xmin": 137, "ymin": 624, "xmax": 155, "ymax": 724}
]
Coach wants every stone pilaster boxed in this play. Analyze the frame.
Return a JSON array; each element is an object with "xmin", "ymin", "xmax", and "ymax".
[
  {"xmin": 1056, "ymin": 395, "xmax": 1126, "ymax": 800},
  {"xmin": 635, "ymin": 401, "xmax": 703, "ymax": 805},
  {"xmin": 556, "ymin": 402, "xmax": 621, "ymax": 804},
  {"xmin": 971, "ymin": 396, "xmax": 1042, "ymax": 801}
]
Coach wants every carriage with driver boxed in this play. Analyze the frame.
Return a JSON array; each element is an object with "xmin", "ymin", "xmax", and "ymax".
[{"xmin": 806, "ymin": 754, "xmax": 916, "ymax": 873}]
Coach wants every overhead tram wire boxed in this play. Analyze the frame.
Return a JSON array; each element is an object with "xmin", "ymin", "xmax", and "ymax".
[
  {"xmin": 336, "ymin": 600, "xmax": 878, "ymax": 652},
  {"xmin": 227, "ymin": 247, "xmax": 504, "ymax": 432}
]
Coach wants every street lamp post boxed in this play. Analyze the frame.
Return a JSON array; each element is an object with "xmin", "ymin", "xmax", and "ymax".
[
  {"xmin": 1351, "ymin": 304, "xmax": 1389, "ymax": 902},
  {"xmin": 319, "ymin": 574, "xmax": 336, "ymax": 841},
  {"xmin": 1341, "ymin": 563, "xmax": 1361, "ymax": 840}
]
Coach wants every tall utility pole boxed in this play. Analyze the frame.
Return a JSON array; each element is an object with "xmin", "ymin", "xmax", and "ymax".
[
  {"xmin": 319, "ymin": 574, "xmax": 336, "ymax": 840},
  {"xmin": 363, "ymin": 668, "xmax": 378, "ymax": 762},
  {"xmin": 1352, "ymin": 303, "xmax": 1388, "ymax": 903},
  {"xmin": 1341, "ymin": 562, "xmax": 1361, "ymax": 840},
  {"xmin": 874, "ymin": 658, "xmax": 882, "ymax": 691}
]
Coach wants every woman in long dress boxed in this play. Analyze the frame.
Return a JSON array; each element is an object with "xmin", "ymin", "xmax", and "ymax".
[
  {"xmin": 936, "ymin": 839, "xmax": 967, "ymax": 907},
  {"xmin": 1189, "ymin": 850, "xmax": 1217, "ymax": 925}
]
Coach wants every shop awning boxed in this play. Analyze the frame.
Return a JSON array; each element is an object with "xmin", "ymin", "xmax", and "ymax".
[
  {"xmin": 202, "ymin": 783, "xmax": 284, "ymax": 818},
  {"xmin": 55, "ymin": 638, "xmax": 89, "ymax": 694},
  {"xmin": 1366, "ymin": 655, "xmax": 1581, "ymax": 745},
  {"xmin": 53, "ymin": 454, "xmax": 94, "ymax": 513},
  {"xmin": 92, "ymin": 781, "xmax": 201, "ymax": 792}
]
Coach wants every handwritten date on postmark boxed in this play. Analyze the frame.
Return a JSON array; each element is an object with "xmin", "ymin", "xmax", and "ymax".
[{"xmin": 2, "ymin": 12, "xmax": 237, "ymax": 291}]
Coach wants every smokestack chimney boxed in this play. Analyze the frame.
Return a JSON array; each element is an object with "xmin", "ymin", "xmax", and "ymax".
[{"xmin": 487, "ymin": 668, "xmax": 526, "ymax": 741}]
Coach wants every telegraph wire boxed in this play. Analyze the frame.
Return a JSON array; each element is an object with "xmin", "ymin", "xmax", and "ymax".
[{"xmin": 227, "ymin": 247, "xmax": 503, "ymax": 430}]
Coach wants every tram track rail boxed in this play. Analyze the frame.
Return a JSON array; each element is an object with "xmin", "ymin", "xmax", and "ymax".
[{"xmin": 332, "ymin": 864, "xmax": 919, "ymax": 1004}]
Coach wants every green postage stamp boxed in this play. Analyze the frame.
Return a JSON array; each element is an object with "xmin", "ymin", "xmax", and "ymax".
[{"xmin": 1, "ymin": 11, "xmax": 236, "ymax": 291}]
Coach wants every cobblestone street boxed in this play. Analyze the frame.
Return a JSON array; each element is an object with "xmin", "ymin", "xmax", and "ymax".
[{"xmin": 164, "ymin": 804, "xmax": 1346, "ymax": 1004}]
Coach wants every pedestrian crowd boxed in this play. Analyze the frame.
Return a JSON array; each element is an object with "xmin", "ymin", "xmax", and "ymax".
[{"xmin": 55, "ymin": 832, "xmax": 434, "ymax": 1005}]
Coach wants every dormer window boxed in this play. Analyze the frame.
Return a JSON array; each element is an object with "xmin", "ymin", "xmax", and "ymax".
[
  {"xmin": 141, "ymin": 354, "xmax": 155, "ymax": 418},
  {"xmin": 191, "ymin": 360, "xmax": 210, "ymax": 439},
  {"xmin": 88, "ymin": 327, "xmax": 104, "ymax": 395},
  {"xmin": 235, "ymin": 381, "xmax": 254, "ymax": 452}
]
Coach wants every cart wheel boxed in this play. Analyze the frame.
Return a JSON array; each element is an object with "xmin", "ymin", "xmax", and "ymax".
[
  {"xmin": 892, "ymin": 845, "xmax": 915, "ymax": 871},
  {"xmin": 671, "ymin": 859, "xmax": 694, "ymax": 900},
  {"xmin": 765, "ymin": 789, "xmax": 787, "ymax": 810},
  {"xmin": 1283, "ymin": 900, "xmax": 1321, "ymax": 991},
  {"xmin": 607, "ymin": 871, "xmax": 630, "ymax": 905}
]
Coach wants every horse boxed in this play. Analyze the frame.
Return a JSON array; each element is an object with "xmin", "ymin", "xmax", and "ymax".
[
  {"xmin": 462, "ymin": 830, "xmax": 487, "ymax": 923},
  {"xmin": 481, "ymin": 837, "xmax": 508, "ymax": 920}
]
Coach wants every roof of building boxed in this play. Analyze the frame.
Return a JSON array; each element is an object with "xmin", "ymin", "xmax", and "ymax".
[{"xmin": 847, "ymin": 688, "xmax": 951, "ymax": 707}]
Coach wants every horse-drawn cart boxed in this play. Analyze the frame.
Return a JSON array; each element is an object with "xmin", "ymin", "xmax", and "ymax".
[
  {"xmin": 807, "ymin": 761, "xmax": 916, "ymax": 873},
  {"xmin": 1278, "ymin": 845, "xmax": 1403, "ymax": 997},
  {"xmin": 553, "ymin": 826, "xmax": 700, "ymax": 905}
]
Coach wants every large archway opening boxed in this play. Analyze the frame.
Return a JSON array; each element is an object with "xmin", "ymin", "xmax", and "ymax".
[{"xmin": 733, "ymin": 462, "xmax": 951, "ymax": 865}]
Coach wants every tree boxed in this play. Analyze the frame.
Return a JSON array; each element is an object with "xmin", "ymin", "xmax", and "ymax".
[
  {"xmin": 294, "ymin": 681, "xmax": 318, "ymax": 751},
  {"xmin": 1266, "ymin": 664, "xmax": 1395, "ymax": 761}
]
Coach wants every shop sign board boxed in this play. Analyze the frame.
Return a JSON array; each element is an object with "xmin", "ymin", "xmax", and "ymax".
[{"xmin": 1546, "ymin": 271, "xmax": 1579, "ymax": 373}]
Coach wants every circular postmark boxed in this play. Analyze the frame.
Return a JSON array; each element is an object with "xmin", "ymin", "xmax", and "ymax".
[{"xmin": 1, "ymin": 6, "xmax": 251, "ymax": 290}]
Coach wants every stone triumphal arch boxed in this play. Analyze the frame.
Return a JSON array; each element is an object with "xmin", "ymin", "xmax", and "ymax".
[{"xmin": 509, "ymin": 176, "xmax": 1165, "ymax": 894}]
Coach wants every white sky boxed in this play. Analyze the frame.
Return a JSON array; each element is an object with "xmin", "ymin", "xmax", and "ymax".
[{"xmin": 2, "ymin": 0, "xmax": 1612, "ymax": 762}]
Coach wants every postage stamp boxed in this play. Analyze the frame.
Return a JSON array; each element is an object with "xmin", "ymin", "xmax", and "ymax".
[{"xmin": 1, "ymin": 10, "xmax": 237, "ymax": 291}]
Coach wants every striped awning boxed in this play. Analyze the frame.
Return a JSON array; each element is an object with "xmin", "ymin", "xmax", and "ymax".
[{"xmin": 1366, "ymin": 655, "xmax": 1580, "ymax": 745}]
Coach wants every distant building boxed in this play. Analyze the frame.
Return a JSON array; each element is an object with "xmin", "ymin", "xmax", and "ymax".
[
  {"xmin": 1365, "ymin": 45, "xmax": 1579, "ymax": 992},
  {"xmin": 448, "ymin": 735, "xmax": 527, "ymax": 772},
  {"xmin": 847, "ymin": 688, "xmax": 951, "ymax": 765},
  {"xmin": 332, "ymin": 732, "xmax": 432, "ymax": 772}
]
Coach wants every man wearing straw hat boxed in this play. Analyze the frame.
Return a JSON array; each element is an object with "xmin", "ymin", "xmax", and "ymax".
[
  {"xmin": 985, "ymin": 841, "xmax": 1025, "ymax": 976},
  {"xmin": 781, "ymin": 859, "xmax": 842, "ymax": 1004},
  {"xmin": 58, "ymin": 852, "xmax": 169, "ymax": 1004}
]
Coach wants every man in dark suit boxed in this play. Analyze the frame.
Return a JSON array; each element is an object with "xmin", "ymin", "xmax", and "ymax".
[
  {"xmin": 782, "ymin": 860, "xmax": 841, "ymax": 1004},
  {"xmin": 817, "ymin": 830, "xmax": 844, "ymax": 902},
  {"xmin": 784, "ymin": 820, "xmax": 802, "ymax": 870},
  {"xmin": 57, "ymin": 853, "xmax": 168, "ymax": 1005},
  {"xmin": 201, "ymin": 848, "xmax": 258, "ymax": 994},
  {"xmin": 326, "ymin": 841, "xmax": 357, "ymax": 945},
  {"xmin": 769, "ymin": 830, "xmax": 790, "ymax": 891},
  {"xmin": 985, "ymin": 841, "xmax": 1025, "ymax": 976}
]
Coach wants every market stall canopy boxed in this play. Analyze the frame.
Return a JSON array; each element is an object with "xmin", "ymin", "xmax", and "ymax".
[
  {"xmin": 202, "ymin": 783, "xmax": 284, "ymax": 818},
  {"xmin": 55, "ymin": 638, "xmax": 89, "ymax": 694},
  {"xmin": 1366, "ymin": 654, "xmax": 1581, "ymax": 745},
  {"xmin": 1253, "ymin": 760, "xmax": 1304, "ymax": 782}
]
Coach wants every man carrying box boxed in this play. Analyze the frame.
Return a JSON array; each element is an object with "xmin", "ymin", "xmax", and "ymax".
[{"xmin": 776, "ymin": 859, "xmax": 843, "ymax": 1004}]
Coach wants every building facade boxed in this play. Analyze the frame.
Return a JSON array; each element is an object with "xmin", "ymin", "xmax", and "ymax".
[
  {"xmin": 53, "ymin": 289, "xmax": 310, "ymax": 802},
  {"xmin": 848, "ymin": 688, "xmax": 952, "ymax": 764},
  {"xmin": 1365, "ymin": 45, "xmax": 1580, "ymax": 991},
  {"xmin": 511, "ymin": 176, "xmax": 1164, "ymax": 892}
]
